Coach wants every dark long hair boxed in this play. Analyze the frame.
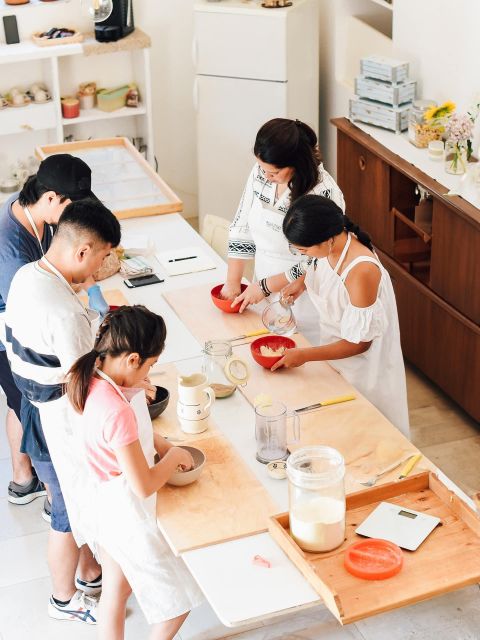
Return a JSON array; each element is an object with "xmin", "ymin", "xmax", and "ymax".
[
  {"xmin": 67, "ymin": 305, "xmax": 167, "ymax": 413},
  {"xmin": 254, "ymin": 118, "xmax": 321, "ymax": 202},
  {"xmin": 283, "ymin": 194, "xmax": 373, "ymax": 251}
]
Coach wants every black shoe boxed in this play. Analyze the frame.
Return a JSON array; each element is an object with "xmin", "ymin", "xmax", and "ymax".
[
  {"xmin": 7, "ymin": 476, "xmax": 47, "ymax": 505},
  {"xmin": 42, "ymin": 496, "xmax": 52, "ymax": 524}
]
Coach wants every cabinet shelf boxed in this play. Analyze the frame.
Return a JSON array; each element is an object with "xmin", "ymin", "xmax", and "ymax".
[{"xmin": 62, "ymin": 103, "xmax": 146, "ymax": 126}]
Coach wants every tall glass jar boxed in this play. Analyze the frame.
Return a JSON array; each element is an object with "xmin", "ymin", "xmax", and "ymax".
[
  {"xmin": 408, "ymin": 100, "xmax": 440, "ymax": 148},
  {"xmin": 287, "ymin": 446, "xmax": 345, "ymax": 553},
  {"xmin": 202, "ymin": 340, "xmax": 249, "ymax": 398}
]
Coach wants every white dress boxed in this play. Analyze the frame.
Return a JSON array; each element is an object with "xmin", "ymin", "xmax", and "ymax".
[
  {"xmin": 228, "ymin": 163, "xmax": 345, "ymax": 344},
  {"xmin": 304, "ymin": 233, "xmax": 410, "ymax": 437}
]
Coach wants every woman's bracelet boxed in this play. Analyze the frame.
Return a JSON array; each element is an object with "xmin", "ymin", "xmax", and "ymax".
[{"xmin": 258, "ymin": 278, "xmax": 271, "ymax": 297}]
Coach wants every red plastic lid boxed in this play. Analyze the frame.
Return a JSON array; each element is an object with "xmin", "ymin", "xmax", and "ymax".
[{"xmin": 344, "ymin": 539, "xmax": 403, "ymax": 580}]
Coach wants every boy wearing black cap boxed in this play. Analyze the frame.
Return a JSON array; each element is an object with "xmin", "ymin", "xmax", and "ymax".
[{"xmin": 0, "ymin": 155, "xmax": 105, "ymax": 597}]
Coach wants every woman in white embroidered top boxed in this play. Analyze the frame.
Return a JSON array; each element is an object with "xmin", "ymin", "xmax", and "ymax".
[
  {"xmin": 222, "ymin": 118, "xmax": 345, "ymax": 343},
  {"xmin": 233, "ymin": 195, "xmax": 410, "ymax": 438}
]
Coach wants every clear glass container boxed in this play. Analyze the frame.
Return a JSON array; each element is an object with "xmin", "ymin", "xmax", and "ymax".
[
  {"xmin": 287, "ymin": 446, "xmax": 345, "ymax": 553},
  {"xmin": 202, "ymin": 340, "xmax": 249, "ymax": 398},
  {"xmin": 255, "ymin": 401, "xmax": 300, "ymax": 463},
  {"xmin": 408, "ymin": 100, "xmax": 441, "ymax": 148},
  {"xmin": 262, "ymin": 298, "xmax": 297, "ymax": 336},
  {"xmin": 444, "ymin": 140, "xmax": 468, "ymax": 175}
]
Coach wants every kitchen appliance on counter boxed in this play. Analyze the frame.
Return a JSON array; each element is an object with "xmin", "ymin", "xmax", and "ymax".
[{"xmin": 95, "ymin": 0, "xmax": 134, "ymax": 42}]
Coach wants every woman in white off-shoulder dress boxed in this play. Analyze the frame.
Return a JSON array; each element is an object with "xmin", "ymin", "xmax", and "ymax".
[{"xmin": 234, "ymin": 194, "xmax": 410, "ymax": 438}]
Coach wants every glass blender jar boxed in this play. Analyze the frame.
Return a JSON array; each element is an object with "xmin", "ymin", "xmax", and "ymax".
[{"xmin": 287, "ymin": 446, "xmax": 346, "ymax": 552}]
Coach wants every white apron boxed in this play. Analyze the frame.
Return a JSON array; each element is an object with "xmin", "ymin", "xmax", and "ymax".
[
  {"xmin": 305, "ymin": 234, "xmax": 410, "ymax": 437},
  {"xmin": 247, "ymin": 195, "xmax": 320, "ymax": 344},
  {"xmin": 92, "ymin": 370, "xmax": 204, "ymax": 624},
  {"xmin": 34, "ymin": 246, "xmax": 101, "ymax": 546}
]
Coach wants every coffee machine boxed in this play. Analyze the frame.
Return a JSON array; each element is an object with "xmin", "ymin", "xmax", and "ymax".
[{"xmin": 95, "ymin": 0, "xmax": 134, "ymax": 43}]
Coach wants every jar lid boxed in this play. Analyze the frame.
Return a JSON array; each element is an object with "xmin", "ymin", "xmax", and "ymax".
[
  {"xmin": 412, "ymin": 99, "xmax": 436, "ymax": 111},
  {"xmin": 224, "ymin": 355, "xmax": 249, "ymax": 386},
  {"xmin": 344, "ymin": 539, "xmax": 403, "ymax": 580}
]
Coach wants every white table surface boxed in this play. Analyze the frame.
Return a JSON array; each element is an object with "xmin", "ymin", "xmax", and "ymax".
[{"xmin": 99, "ymin": 213, "xmax": 479, "ymax": 635}]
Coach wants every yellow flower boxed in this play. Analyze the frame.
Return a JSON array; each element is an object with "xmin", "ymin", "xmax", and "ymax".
[{"xmin": 424, "ymin": 101, "xmax": 456, "ymax": 122}]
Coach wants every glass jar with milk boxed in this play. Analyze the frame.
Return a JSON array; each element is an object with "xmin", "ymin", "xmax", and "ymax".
[{"xmin": 287, "ymin": 446, "xmax": 345, "ymax": 553}]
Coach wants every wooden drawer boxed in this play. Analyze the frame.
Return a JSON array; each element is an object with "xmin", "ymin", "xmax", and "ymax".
[
  {"xmin": 379, "ymin": 249, "xmax": 480, "ymax": 422},
  {"xmin": 0, "ymin": 102, "xmax": 57, "ymax": 137},
  {"xmin": 430, "ymin": 200, "xmax": 480, "ymax": 324},
  {"xmin": 336, "ymin": 130, "xmax": 392, "ymax": 253}
]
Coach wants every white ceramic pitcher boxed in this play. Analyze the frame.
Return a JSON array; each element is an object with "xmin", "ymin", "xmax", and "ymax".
[{"xmin": 177, "ymin": 373, "xmax": 215, "ymax": 434}]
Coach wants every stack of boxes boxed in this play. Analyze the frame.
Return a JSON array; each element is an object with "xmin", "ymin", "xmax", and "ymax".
[{"xmin": 349, "ymin": 55, "xmax": 416, "ymax": 134}]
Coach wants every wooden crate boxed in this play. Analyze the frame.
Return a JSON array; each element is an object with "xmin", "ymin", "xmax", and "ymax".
[
  {"xmin": 36, "ymin": 137, "xmax": 182, "ymax": 220},
  {"xmin": 269, "ymin": 472, "xmax": 480, "ymax": 625}
]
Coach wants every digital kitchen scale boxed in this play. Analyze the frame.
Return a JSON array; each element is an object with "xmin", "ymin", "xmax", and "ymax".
[{"xmin": 355, "ymin": 502, "xmax": 441, "ymax": 551}]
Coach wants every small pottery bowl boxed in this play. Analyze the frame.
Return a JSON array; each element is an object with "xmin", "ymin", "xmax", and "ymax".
[
  {"xmin": 167, "ymin": 445, "xmax": 206, "ymax": 487},
  {"xmin": 147, "ymin": 386, "xmax": 170, "ymax": 420},
  {"xmin": 250, "ymin": 335, "xmax": 296, "ymax": 369},
  {"xmin": 267, "ymin": 460, "xmax": 287, "ymax": 480},
  {"xmin": 210, "ymin": 283, "xmax": 247, "ymax": 314}
]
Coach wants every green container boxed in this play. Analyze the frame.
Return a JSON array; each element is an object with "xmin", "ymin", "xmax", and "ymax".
[{"xmin": 96, "ymin": 85, "xmax": 130, "ymax": 112}]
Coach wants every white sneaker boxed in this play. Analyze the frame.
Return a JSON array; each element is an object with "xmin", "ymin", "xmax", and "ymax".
[
  {"xmin": 48, "ymin": 590, "xmax": 98, "ymax": 624},
  {"xmin": 75, "ymin": 572, "xmax": 102, "ymax": 596}
]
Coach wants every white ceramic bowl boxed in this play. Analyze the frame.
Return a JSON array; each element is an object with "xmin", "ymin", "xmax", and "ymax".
[{"xmin": 167, "ymin": 446, "xmax": 206, "ymax": 487}]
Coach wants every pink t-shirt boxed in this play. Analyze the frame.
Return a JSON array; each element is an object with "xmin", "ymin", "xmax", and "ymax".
[{"xmin": 83, "ymin": 377, "xmax": 139, "ymax": 482}]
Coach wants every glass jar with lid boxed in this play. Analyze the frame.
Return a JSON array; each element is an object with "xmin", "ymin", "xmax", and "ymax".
[
  {"xmin": 202, "ymin": 340, "xmax": 249, "ymax": 398},
  {"xmin": 408, "ymin": 100, "xmax": 441, "ymax": 148},
  {"xmin": 287, "ymin": 446, "xmax": 345, "ymax": 553}
]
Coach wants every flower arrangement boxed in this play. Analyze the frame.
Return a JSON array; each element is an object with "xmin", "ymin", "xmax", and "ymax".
[
  {"xmin": 443, "ymin": 99, "xmax": 480, "ymax": 174},
  {"xmin": 424, "ymin": 101, "xmax": 456, "ymax": 127}
]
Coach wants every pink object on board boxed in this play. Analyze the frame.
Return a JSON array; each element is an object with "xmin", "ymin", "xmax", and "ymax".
[{"xmin": 252, "ymin": 555, "xmax": 271, "ymax": 569}]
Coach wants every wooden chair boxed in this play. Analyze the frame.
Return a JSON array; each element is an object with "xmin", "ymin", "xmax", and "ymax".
[{"xmin": 201, "ymin": 214, "xmax": 254, "ymax": 282}]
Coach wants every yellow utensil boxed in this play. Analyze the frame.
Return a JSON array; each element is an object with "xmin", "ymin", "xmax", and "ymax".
[
  {"xmin": 228, "ymin": 329, "xmax": 270, "ymax": 341},
  {"xmin": 397, "ymin": 454, "xmax": 422, "ymax": 480},
  {"xmin": 296, "ymin": 394, "xmax": 356, "ymax": 413}
]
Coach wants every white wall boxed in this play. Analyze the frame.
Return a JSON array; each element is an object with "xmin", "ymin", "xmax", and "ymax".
[{"xmin": 1, "ymin": 0, "xmax": 198, "ymax": 217}]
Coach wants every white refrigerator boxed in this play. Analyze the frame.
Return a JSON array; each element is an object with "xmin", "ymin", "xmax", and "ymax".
[{"xmin": 193, "ymin": 0, "xmax": 320, "ymax": 224}]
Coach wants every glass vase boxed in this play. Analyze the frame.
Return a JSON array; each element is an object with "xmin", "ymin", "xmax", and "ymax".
[{"xmin": 444, "ymin": 140, "xmax": 468, "ymax": 175}]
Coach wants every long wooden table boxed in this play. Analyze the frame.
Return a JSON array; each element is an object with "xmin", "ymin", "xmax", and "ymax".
[{"xmin": 98, "ymin": 214, "xmax": 479, "ymax": 637}]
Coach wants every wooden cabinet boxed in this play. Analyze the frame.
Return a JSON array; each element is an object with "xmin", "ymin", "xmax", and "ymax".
[
  {"xmin": 337, "ymin": 131, "xmax": 392, "ymax": 253},
  {"xmin": 333, "ymin": 118, "xmax": 480, "ymax": 422}
]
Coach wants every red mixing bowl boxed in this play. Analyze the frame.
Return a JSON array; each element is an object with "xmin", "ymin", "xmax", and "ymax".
[
  {"xmin": 250, "ymin": 335, "xmax": 296, "ymax": 369},
  {"xmin": 210, "ymin": 283, "xmax": 247, "ymax": 313}
]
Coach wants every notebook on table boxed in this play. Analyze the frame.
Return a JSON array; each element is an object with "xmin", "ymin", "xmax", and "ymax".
[{"xmin": 155, "ymin": 247, "xmax": 216, "ymax": 276}]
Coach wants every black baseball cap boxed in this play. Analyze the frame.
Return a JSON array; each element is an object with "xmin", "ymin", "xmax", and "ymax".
[{"xmin": 37, "ymin": 154, "xmax": 97, "ymax": 201}]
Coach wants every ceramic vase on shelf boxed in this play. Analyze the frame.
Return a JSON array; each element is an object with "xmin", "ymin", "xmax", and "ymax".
[{"xmin": 444, "ymin": 140, "xmax": 468, "ymax": 175}]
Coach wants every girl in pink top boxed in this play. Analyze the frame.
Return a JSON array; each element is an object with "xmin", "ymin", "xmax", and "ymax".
[{"xmin": 67, "ymin": 305, "xmax": 203, "ymax": 640}]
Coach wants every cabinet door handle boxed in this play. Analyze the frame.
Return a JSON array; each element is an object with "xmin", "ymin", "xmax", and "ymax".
[
  {"xmin": 358, "ymin": 155, "xmax": 366, "ymax": 171},
  {"xmin": 21, "ymin": 124, "xmax": 33, "ymax": 131}
]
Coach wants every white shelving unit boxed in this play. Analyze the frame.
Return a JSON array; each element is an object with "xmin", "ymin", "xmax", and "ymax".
[{"xmin": 0, "ymin": 29, "xmax": 154, "ymax": 190}]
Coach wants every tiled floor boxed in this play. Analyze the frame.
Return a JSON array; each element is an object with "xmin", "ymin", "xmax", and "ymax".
[{"xmin": 0, "ymin": 362, "xmax": 478, "ymax": 640}]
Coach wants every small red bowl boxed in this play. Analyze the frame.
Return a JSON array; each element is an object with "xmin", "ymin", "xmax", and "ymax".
[
  {"xmin": 250, "ymin": 335, "xmax": 296, "ymax": 369},
  {"xmin": 210, "ymin": 283, "xmax": 247, "ymax": 314},
  {"xmin": 109, "ymin": 305, "xmax": 120, "ymax": 312}
]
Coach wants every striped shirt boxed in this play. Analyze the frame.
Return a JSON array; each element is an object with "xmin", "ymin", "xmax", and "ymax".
[
  {"xmin": 5, "ymin": 262, "xmax": 93, "ymax": 459},
  {"xmin": 227, "ymin": 163, "xmax": 345, "ymax": 282}
]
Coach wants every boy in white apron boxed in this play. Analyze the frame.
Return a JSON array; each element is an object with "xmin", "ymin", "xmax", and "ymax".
[
  {"xmin": 223, "ymin": 118, "xmax": 345, "ymax": 344},
  {"xmin": 66, "ymin": 305, "xmax": 204, "ymax": 639},
  {"xmin": 233, "ymin": 195, "xmax": 410, "ymax": 438}
]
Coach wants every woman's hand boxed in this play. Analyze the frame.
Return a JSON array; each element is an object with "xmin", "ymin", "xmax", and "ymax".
[
  {"xmin": 271, "ymin": 348, "xmax": 308, "ymax": 372},
  {"xmin": 220, "ymin": 282, "xmax": 242, "ymax": 300},
  {"xmin": 232, "ymin": 282, "xmax": 265, "ymax": 313},
  {"xmin": 280, "ymin": 277, "xmax": 306, "ymax": 305}
]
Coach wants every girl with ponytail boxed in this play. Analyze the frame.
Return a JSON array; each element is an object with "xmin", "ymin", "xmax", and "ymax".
[
  {"xmin": 223, "ymin": 118, "xmax": 345, "ymax": 343},
  {"xmin": 67, "ymin": 305, "xmax": 203, "ymax": 639},
  {"xmin": 233, "ymin": 195, "xmax": 410, "ymax": 437}
]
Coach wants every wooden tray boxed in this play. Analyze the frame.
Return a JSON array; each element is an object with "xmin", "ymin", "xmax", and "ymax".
[
  {"xmin": 164, "ymin": 283, "xmax": 267, "ymax": 344},
  {"xmin": 36, "ymin": 137, "xmax": 182, "ymax": 220},
  {"xmin": 269, "ymin": 472, "xmax": 480, "ymax": 625}
]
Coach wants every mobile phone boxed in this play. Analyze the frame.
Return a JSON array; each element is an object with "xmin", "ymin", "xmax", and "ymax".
[
  {"xmin": 3, "ymin": 15, "xmax": 20, "ymax": 45},
  {"xmin": 124, "ymin": 273, "xmax": 164, "ymax": 288}
]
